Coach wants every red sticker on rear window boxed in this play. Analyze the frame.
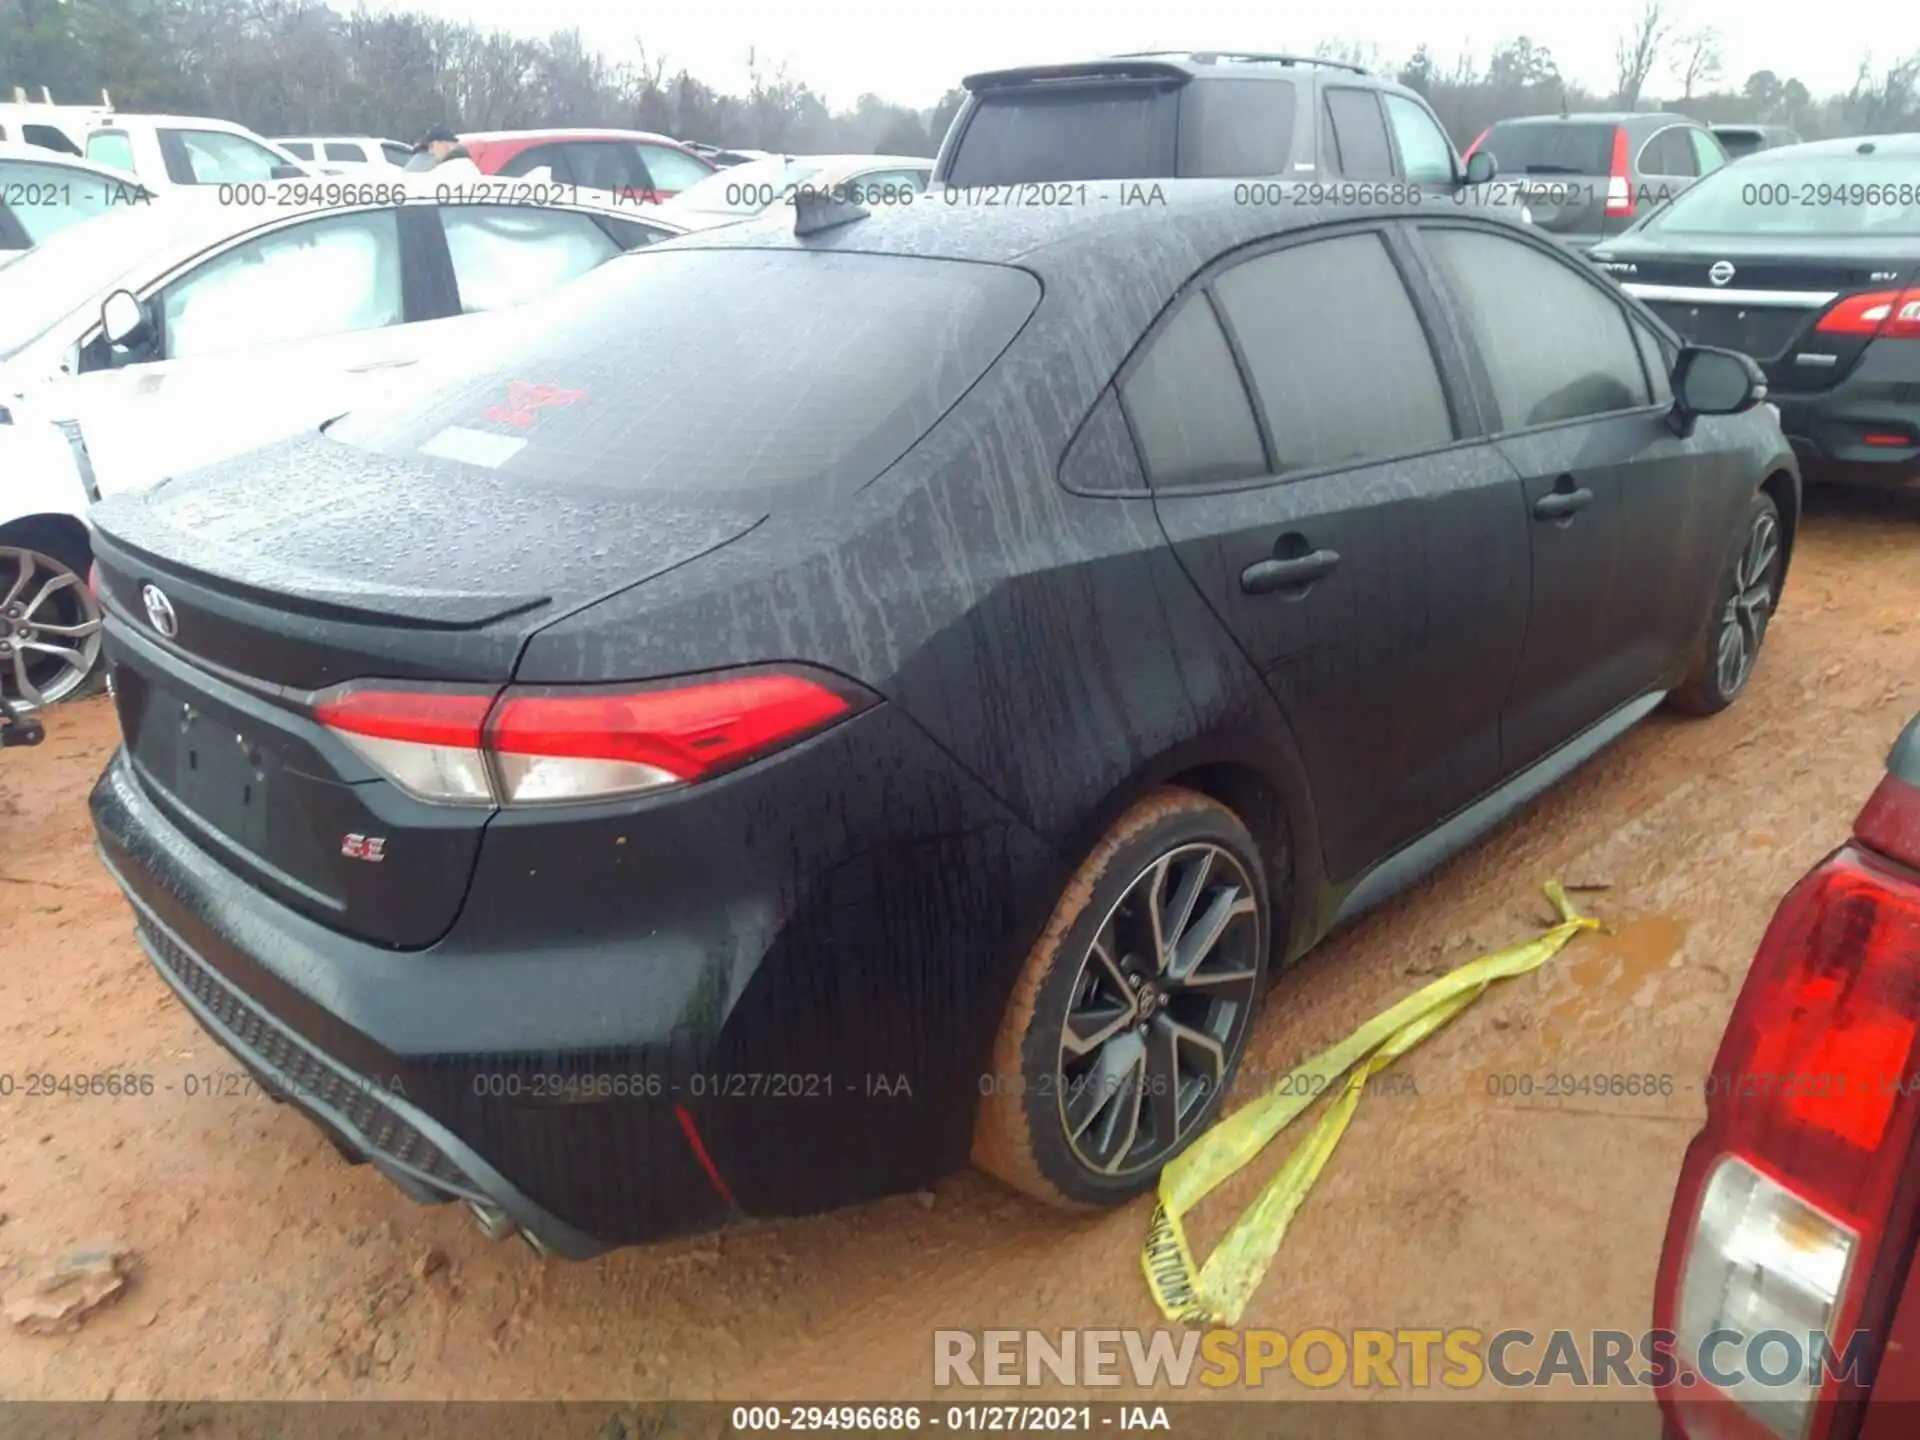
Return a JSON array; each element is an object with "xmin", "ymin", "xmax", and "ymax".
[{"xmin": 483, "ymin": 382, "xmax": 587, "ymax": 428}]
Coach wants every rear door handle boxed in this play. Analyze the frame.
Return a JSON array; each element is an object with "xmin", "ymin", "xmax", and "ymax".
[
  {"xmin": 1533, "ymin": 484, "xmax": 1594, "ymax": 521},
  {"xmin": 1241, "ymin": 549, "xmax": 1341, "ymax": 595}
]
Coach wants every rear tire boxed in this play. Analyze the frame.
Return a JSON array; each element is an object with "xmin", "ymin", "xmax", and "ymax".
[
  {"xmin": 973, "ymin": 787, "xmax": 1270, "ymax": 1208},
  {"xmin": 1668, "ymin": 491, "xmax": 1783, "ymax": 717}
]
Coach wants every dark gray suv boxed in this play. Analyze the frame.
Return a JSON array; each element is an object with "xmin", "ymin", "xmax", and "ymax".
[
  {"xmin": 931, "ymin": 50, "xmax": 1510, "ymax": 213},
  {"xmin": 1468, "ymin": 111, "xmax": 1730, "ymax": 254}
]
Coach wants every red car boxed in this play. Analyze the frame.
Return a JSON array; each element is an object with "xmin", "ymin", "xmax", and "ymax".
[
  {"xmin": 460, "ymin": 129, "xmax": 717, "ymax": 202},
  {"xmin": 1655, "ymin": 713, "xmax": 1920, "ymax": 1439}
]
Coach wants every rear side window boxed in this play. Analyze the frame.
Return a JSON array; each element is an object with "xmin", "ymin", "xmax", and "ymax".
[
  {"xmin": 1214, "ymin": 231, "xmax": 1454, "ymax": 474},
  {"xmin": 1382, "ymin": 94, "xmax": 1456, "ymax": 182},
  {"xmin": 439, "ymin": 205, "xmax": 620, "ymax": 313},
  {"xmin": 1423, "ymin": 226, "xmax": 1651, "ymax": 429},
  {"xmin": 163, "ymin": 128, "xmax": 285, "ymax": 184},
  {"xmin": 23, "ymin": 124, "xmax": 80, "ymax": 156},
  {"xmin": 324, "ymin": 141, "xmax": 366, "ymax": 163},
  {"xmin": 1482, "ymin": 121, "xmax": 1613, "ymax": 175},
  {"xmin": 1640, "ymin": 127, "xmax": 1699, "ymax": 178},
  {"xmin": 1121, "ymin": 295, "xmax": 1266, "ymax": 487},
  {"xmin": 1177, "ymin": 79, "xmax": 1294, "ymax": 177},
  {"xmin": 327, "ymin": 250, "xmax": 1043, "ymax": 503},
  {"xmin": 563, "ymin": 142, "xmax": 636, "ymax": 192},
  {"xmin": 945, "ymin": 88, "xmax": 1178, "ymax": 184},
  {"xmin": 1322, "ymin": 89, "xmax": 1394, "ymax": 179},
  {"xmin": 1715, "ymin": 130, "xmax": 1764, "ymax": 160},
  {"xmin": 498, "ymin": 144, "xmax": 569, "ymax": 180},
  {"xmin": 635, "ymin": 143, "xmax": 713, "ymax": 192},
  {"xmin": 282, "ymin": 141, "xmax": 316, "ymax": 160},
  {"xmin": 86, "ymin": 130, "xmax": 135, "ymax": 173}
]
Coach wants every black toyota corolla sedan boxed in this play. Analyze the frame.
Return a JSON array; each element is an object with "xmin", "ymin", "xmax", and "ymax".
[
  {"xmin": 88, "ymin": 183, "xmax": 1798, "ymax": 1256},
  {"xmin": 1594, "ymin": 132, "xmax": 1920, "ymax": 485}
]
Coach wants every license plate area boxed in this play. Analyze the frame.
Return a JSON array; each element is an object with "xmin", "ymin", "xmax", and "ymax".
[{"xmin": 129, "ymin": 673, "xmax": 281, "ymax": 855}]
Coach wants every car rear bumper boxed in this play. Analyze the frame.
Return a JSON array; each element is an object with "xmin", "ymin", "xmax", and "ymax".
[
  {"xmin": 90, "ymin": 692, "xmax": 1054, "ymax": 1250},
  {"xmin": 1771, "ymin": 340, "xmax": 1920, "ymax": 479}
]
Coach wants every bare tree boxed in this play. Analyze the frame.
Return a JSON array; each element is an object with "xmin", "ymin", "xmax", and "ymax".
[
  {"xmin": 1671, "ymin": 27, "xmax": 1723, "ymax": 102},
  {"xmin": 1613, "ymin": 0, "xmax": 1671, "ymax": 109}
]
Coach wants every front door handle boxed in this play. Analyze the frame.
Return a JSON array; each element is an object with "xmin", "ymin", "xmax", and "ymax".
[
  {"xmin": 1241, "ymin": 548, "xmax": 1341, "ymax": 595},
  {"xmin": 1533, "ymin": 481, "xmax": 1594, "ymax": 521}
]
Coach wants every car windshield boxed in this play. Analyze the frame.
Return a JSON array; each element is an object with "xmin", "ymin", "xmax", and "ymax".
[
  {"xmin": 1640, "ymin": 155, "xmax": 1920, "ymax": 235},
  {"xmin": 662, "ymin": 157, "xmax": 825, "ymax": 216},
  {"xmin": 1483, "ymin": 121, "xmax": 1615, "ymax": 175},
  {"xmin": 0, "ymin": 199, "xmax": 208, "ymax": 362},
  {"xmin": 327, "ymin": 247, "xmax": 1043, "ymax": 506}
]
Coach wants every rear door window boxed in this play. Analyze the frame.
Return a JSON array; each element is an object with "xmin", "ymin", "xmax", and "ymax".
[
  {"xmin": 439, "ymin": 205, "xmax": 620, "ymax": 313},
  {"xmin": 1422, "ymin": 226, "xmax": 1652, "ymax": 429},
  {"xmin": 1382, "ymin": 94, "xmax": 1457, "ymax": 182},
  {"xmin": 945, "ymin": 87, "xmax": 1178, "ymax": 184},
  {"xmin": 23, "ymin": 124, "xmax": 80, "ymax": 156},
  {"xmin": 281, "ymin": 141, "xmax": 316, "ymax": 160},
  {"xmin": 1321, "ymin": 89, "xmax": 1395, "ymax": 179},
  {"xmin": 1214, "ymin": 231, "xmax": 1455, "ymax": 473},
  {"xmin": 157, "ymin": 209, "xmax": 405, "ymax": 361},
  {"xmin": 1121, "ymin": 294, "xmax": 1267, "ymax": 487},
  {"xmin": 328, "ymin": 249, "xmax": 1043, "ymax": 503},
  {"xmin": 1177, "ymin": 78, "xmax": 1294, "ymax": 176},
  {"xmin": 498, "ymin": 144, "xmax": 571, "ymax": 181},
  {"xmin": 324, "ymin": 141, "xmax": 367, "ymax": 163}
]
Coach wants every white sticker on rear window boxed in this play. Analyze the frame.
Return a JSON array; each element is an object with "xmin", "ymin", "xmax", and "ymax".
[{"xmin": 418, "ymin": 426, "xmax": 527, "ymax": 468}]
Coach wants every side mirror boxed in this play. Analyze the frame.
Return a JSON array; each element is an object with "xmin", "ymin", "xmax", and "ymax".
[
  {"xmin": 269, "ymin": 163, "xmax": 304, "ymax": 180},
  {"xmin": 1669, "ymin": 345, "xmax": 1766, "ymax": 436},
  {"xmin": 1463, "ymin": 150, "xmax": 1498, "ymax": 185},
  {"xmin": 100, "ymin": 289, "xmax": 151, "ymax": 350}
]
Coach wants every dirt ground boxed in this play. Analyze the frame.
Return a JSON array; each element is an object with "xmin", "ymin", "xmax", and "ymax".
[{"xmin": 2, "ymin": 484, "xmax": 1918, "ymax": 1407}]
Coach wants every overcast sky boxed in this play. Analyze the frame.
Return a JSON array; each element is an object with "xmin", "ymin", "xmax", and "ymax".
[{"xmin": 374, "ymin": 0, "xmax": 1891, "ymax": 110}]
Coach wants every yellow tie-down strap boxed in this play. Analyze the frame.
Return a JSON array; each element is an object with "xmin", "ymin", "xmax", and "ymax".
[{"xmin": 1143, "ymin": 880, "xmax": 1600, "ymax": 1327}]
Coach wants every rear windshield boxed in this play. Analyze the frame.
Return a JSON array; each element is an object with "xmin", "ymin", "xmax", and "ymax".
[
  {"xmin": 945, "ymin": 86, "xmax": 1178, "ymax": 184},
  {"xmin": 1483, "ymin": 120, "xmax": 1615, "ymax": 175},
  {"xmin": 1641, "ymin": 156, "xmax": 1920, "ymax": 236},
  {"xmin": 326, "ymin": 247, "xmax": 1042, "ymax": 503},
  {"xmin": 1714, "ymin": 129, "xmax": 1764, "ymax": 159}
]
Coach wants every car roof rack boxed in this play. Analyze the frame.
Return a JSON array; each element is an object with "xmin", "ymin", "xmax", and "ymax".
[{"xmin": 1109, "ymin": 49, "xmax": 1371, "ymax": 76}]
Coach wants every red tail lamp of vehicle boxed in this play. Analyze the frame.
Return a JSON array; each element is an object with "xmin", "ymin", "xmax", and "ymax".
[
  {"xmin": 1605, "ymin": 125, "xmax": 1635, "ymax": 218},
  {"xmin": 1815, "ymin": 290, "xmax": 1920, "ymax": 341},
  {"xmin": 1654, "ymin": 762, "xmax": 1920, "ymax": 1439},
  {"xmin": 314, "ymin": 666, "xmax": 875, "ymax": 807}
]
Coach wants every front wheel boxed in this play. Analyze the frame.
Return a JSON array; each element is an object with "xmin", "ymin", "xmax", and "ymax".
[
  {"xmin": 973, "ymin": 787, "xmax": 1271, "ymax": 1208},
  {"xmin": 1668, "ymin": 491, "xmax": 1784, "ymax": 717}
]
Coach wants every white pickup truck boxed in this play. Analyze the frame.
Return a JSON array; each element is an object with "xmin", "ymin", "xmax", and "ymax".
[{"xmin": 80, "ymin": 114, "xmax": 314, "ymax": 192}]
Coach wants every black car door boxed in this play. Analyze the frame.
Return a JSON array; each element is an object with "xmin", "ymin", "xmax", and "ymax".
[
  {"xmin": 1139, "ymin": 224, "xmax": 1531, "ymax": 885},
  {"xmin": 1408, "ymin": 219, "xmax": 1723, "ymax": 774}
]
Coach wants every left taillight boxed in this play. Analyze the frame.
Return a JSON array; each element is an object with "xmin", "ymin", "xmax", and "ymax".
[
  {"xmin": 1655, "ymin": 848, "xmax": 1920, "ymax": 1440},
  {"xmin": 314, "ymin": 665, "xmax": 874, "ymax": 807}
]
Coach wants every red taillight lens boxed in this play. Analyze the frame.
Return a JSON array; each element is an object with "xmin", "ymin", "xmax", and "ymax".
[
  {"xmin": 1606, "ymin": 125, "xmax": 1635, "ymax": 217},
  {"xmin": 1816, "ymin": 289, "xmax": 1920, "ymax": 340},
  {"xmin": 315, "ymin": 667, "xmax": 871, "ymax": 807},
  {"xmin": 1656, "ymin": 849, "xmax": 1920, "ymax": 1439},
  {"xmin": 1463, "ymin": 128, "xmax": 1489, "ymax": 161}
]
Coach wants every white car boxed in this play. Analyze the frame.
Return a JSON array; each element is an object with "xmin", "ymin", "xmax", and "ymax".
[
  {"xmin": 638, "ymin": 153, "xmax": 931, "ymax": 232},
  {"xmin": 0, "ymin": 142, "xmax": 152, "ymax": 253},
  {"xmin": 79, "ymin": 114, "xmax": 314, "ymax": 193},
  {"xmin": 0, "ymin": 394, "xmax": 98, "ymax": 707},
  {"xmin": 0, "ymin": 178, "xmax": 683, "ymax": 706},
  {"xmin": 277, "ymin": 135, "xmax": 412, "ymax": 169}
]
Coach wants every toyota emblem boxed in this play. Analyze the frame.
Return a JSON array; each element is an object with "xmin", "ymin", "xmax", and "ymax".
[
  {"xmin": 1709, "ymin": 260, "xmax": 1736, "ymax": 286},
  {"xmin": 141, "ymin": 583, "xmax": 178, "ymax": 639}
]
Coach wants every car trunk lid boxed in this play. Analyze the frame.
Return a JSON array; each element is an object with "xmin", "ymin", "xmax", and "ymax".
[
  {"xmin": 90, "ymin": 428, "xmax": 766, "ymax": 948},
  {"xmin": 1614, "ymin": 239, "xmax": 1915, "ymax": 391}
]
